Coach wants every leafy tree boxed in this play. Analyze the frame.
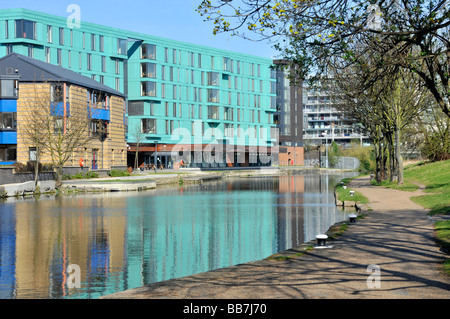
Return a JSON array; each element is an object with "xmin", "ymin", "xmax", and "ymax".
[{"xmin": 198, "ymin": 0, "xmax": 450, "ymax": 118}]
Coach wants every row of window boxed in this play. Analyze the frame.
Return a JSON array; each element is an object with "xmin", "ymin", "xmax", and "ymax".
[
  {"xmin": 139, "ymin": 118, "xmax": 272, "ymax": 139},
  {"xmin": 129, "ymin": 102, "xmax": 272, "ymax": 125},
  {"xmin": 6, "ymin": 19, "xmax": 128, "ymax": 56},
  {"xmin": 8, "ymin": 19, "xmax": 269, "ymax": 76},
  {"xmin": 141, "ymin": 66, "xmax": 274, "ymax": 96},
  {"xmin": 141, "ymin": 82, "xmax": 274, "ymax": 109},
  {"xmin": 145, "ymin": 44, "xmax": 265, "ymax": 77}
]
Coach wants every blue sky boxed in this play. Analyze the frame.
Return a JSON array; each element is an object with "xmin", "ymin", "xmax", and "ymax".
[{"xmin": 0, "ymin": 0, "xmax": 280, "ymax": 58}]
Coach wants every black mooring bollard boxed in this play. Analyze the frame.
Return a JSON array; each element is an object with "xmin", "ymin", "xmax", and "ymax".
[
  {"xmin": 349, "ymin": 214, "xmax": 357, "ymax": 223},
  {"xmin": 316, "ymin": 235, "xmax": 328, "ymax": 246}
]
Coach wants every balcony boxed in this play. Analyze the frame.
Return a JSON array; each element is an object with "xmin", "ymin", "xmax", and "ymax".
[
  {"xmin": 89, "ymin": 108, "xmax": 110, "ymax": 121},
  {"xmin": 50, "ymin": 102, "xmax": 70, "ymax": 117},
  {"xmin": 0, "ymin": 131, "xmax": 17, "ymax": 144}
]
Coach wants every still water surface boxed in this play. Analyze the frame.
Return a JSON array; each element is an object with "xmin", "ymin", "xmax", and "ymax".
[{"xmin": 0, "ymin": 172, "xmax": 357, "ymax": 299}]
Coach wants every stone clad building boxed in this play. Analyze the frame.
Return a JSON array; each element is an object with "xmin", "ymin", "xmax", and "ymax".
[{"xmin": 0, "ymin": 53, "xmax": 127, "ymax": 172}]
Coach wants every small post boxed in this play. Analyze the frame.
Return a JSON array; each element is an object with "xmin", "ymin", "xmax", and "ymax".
[
  {"xmin": 316, "ymin": 234, "xmax": 328, "ymax": 247},
  {"xmin": 350, "ymin": 191, "xmax": 355, "ymax": 196},
  {"xmin": 349, "ymin": 214, "xmax": 357, "ymax": 223}
]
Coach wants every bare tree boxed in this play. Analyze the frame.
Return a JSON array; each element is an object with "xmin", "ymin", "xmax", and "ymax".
[
  {"xmin": 19, "ymin": 82, "xmax": 102, "ymax": 188},
  {"xmin": 131, "ymin": 122, "xmax": 145, "ymax": 171}
]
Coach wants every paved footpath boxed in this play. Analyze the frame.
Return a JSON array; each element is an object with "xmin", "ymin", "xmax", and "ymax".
[{"xmin": 102, "ymin": 176, "xmax": 450, "ymax": 299}]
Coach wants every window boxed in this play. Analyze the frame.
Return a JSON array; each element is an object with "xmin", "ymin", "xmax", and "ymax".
[
  {"xmin": 141, "ymin": 43, "xmax": 156, "ymax": 60},
  {"xmin": 70, "ymin": 30, "xmax": 73, "ymax": 47},
  {"xmin": 59, "ymin": 27, "xmax": 64, "ymax": 45},
  {"xmin": 115, "ymin": 59, "xmax": 120, "ymax": 74},
  {"xmin": 91, "ymin": 33, "xmax": 96, "ymax": 51},
  {"xmin": 161, "ymin": 65, "xmax": 166, "ymax": 80},
  {"xmin": 207, "ymin": 72, "xmax": 220, "ymax": 86},
  {"xmin": 0, "ymin": 112, "xmax": 17, "ymax": 129},
  {"xmin": 207, "ymin": 89, "xmax": 219, "ymax": 103},
  {"xmin": 54, "ymin": 117, "xmax": 64, "ymax": 134},
  {"xmin": 128, "ymin": 101, "xmax": 144, "ymax": 116},
  {"xmin": 142, "ymin": 118, "xmax": 157, "ymax": 134},
  {"xmin": 45, "ymin": 47, "xmax": 51, "ymax": 63},
  {"xmin": 141, "ymin": 82, "xmax": 156, "ymax": 97},
  {"xmin": 47, "ymin": 25, "xmax": 53, "ymax": 43},
  {"xmin": 27, "ymin": 45, "xmax": 33, "ymax": 58},
  {"xmin": 99, "ymin": 35, "xmax": 104, "ymax": 52},
  {"xmin": 57, "ymin": 49, "xmax": 62, "ymax": 66},
  {"xmin": 29, "ymin": 147, "xmax": 37, "ymax": 162},
  {"xmin": 224, "ymin": 107, "xmax": 233, "ymax": 121},
  {"xmin": 198, "ymin": 53, "xmax": 202, "ymax": 68},
  {"xmin": 115, "ymin": 78, "xmax": 120, "ymax": 91},
  {"xmin": 51, "ymin": 84, "xmax": 64, "ymax": 103},
  {"xmin": 0, "ymin": 146, "xmax": 16, "ymax": 162},
  {"xmin": 5, "ymin": 20, "xmax": 8, "ymax": 39},
  {"xmin": 90, "ymin": 120, "xmax": 106, "ymax": 137},
  {"xmin": 141, "ymin": 62, "xmax": 156, "ymax": 78},
  {"xmin": 101, "ymin": 56, "xmax": 106, "ymax": 73},
  {"xmin": 164, "ymin": 47, "xmax": 168, "ymax": 63},
  {"xmin": 207, "ymin": 105, "xmax": 220, "ymax": 120},
  {"xmin": 6, "ymin": 44, "xmax": 12, "ymax": 55},
  {"xmin": 223, "ymin": 57, "xmax": 232, "ymax": 72},
  {"xmin": 117, "ymin": 38, "xmax": 127, "ymax": 55},
  {"xmin": 68, "ymin": 50, "xmax": 71, "ymax": 68},
  {"xmin": 87, "ymin": 53, "xmax": 92, "ymax": 70},
  {"xmin": 15, "ymin": 19, "xmax": 36, "ymax": 39}
]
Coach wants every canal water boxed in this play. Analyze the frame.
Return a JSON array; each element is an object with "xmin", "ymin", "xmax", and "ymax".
[{"xmin": 0, "ymin": 172, "xmax": 357, "ymax": 299}]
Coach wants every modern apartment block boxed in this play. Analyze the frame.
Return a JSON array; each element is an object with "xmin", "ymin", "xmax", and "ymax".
[
  {"xmin": 272, "ymin": 59, "xmax": 304, "ymax": 166},
  {"xmin": 0, "ymin": 53, "xmax": 127, "ymax": 171},
  {"xmin": 0, "ymin": 8, "xmax": 278, "ymax": 169},
  {"xmin": 302, "ymin": 84, "xmax": 369, "ymax": 147}
]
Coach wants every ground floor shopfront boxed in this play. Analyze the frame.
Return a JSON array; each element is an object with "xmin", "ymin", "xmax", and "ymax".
[{"xmin": 127, "ymin": 143, "xmax": 279, "ymax": 169}]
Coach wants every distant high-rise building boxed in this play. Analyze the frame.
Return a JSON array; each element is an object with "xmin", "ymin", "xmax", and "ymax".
[
  {"xmin": 272, "ymin": 59, "xmax": 304, "ymax": 166},
  {"xmin": 302, "ymin": 84, "xmax": 369, "ymax": 147}
]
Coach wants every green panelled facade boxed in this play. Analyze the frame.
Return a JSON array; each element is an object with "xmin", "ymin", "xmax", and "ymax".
[{"xmin": 0, "ymin": 8, "xmax": 277, "ymax": 168}]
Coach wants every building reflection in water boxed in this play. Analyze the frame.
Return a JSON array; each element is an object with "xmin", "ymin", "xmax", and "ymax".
[{"xmin": 0, "ymin": 172, "xmax": 356, "ymax": 299}]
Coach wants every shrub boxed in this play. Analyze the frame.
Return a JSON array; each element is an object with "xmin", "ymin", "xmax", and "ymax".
[
  {"xmin": 108, "ymin": 169, "xmax": 130, "ymax": 177},
  {"xmin": 342, "ymin": 143, "xmax": 375, "ymax": 172}
]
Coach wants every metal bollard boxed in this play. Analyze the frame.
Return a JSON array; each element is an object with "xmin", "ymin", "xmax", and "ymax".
[
  {"xmin": 349, "ymin": 214, "xmax": 357, "ymax": 223},
  {"xmin": 316, "ymin": 234, "xmax": 328, "ymax": 246}
]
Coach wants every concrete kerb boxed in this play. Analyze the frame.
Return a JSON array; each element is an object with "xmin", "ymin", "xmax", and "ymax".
[{"xmin": 0, "ymin": 180, "xmax": 56, "ymax": 198}]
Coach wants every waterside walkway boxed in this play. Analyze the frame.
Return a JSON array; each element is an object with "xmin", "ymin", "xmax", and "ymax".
[{"xmin": 102, "ymin": 176, "xmax": 450, "ymax": 299}]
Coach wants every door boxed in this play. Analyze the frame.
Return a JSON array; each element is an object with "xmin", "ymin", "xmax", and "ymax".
[{"xmin": 92, "ymin": 149, "xmax": 98, "ymax": 170}]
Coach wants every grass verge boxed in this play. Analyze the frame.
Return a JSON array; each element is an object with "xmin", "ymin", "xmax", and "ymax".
[
  {"xmin": 335, "ymin": 177, "xmax": 370, "ymax": 204},
  {"xmin": 435, "ymin": 221, "xmax": 450, "ymax": 276}
]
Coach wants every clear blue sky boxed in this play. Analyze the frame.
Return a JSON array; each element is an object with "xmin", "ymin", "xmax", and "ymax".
[{"xmin": 0, "ymin": 0, "xmax": 280, "ymax": 58}]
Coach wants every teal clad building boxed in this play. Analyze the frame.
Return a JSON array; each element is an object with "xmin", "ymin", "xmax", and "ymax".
[{"xmin": 0, "ymin": 8, "xmax": 278, "ymax": 169}]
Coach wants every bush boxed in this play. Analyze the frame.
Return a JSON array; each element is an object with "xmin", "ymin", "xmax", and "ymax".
[
  {"xmin": 342, "ymin": 143, "xmax": 375, "ymax": 172},
  {"xmin": 108, "ymin": 169, "xmax": 131, "ymax": 177},
  {"xmin": 14, "ymin": 162, "xmax": 54, "ymax": 173},
  {"xmin": 62, "ymin": 171, "xmax": 99, "ymax": 180}
]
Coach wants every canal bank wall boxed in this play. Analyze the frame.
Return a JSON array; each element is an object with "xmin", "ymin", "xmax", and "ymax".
[{"xmin": 0, "ymin": 165, "xmax": 356, "ymax": 199}]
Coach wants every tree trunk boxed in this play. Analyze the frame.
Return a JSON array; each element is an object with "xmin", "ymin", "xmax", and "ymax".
[
  {"xmin": 56, "ymin": 165, "xmax": 63, "ymax": 189},
  {"xmin": 34, "ymin": 146, "xmax": 40, "ymax": 189},
  {"xmin": 395, "ymin": 127, "xmax": 404, "ymax": 185}
]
